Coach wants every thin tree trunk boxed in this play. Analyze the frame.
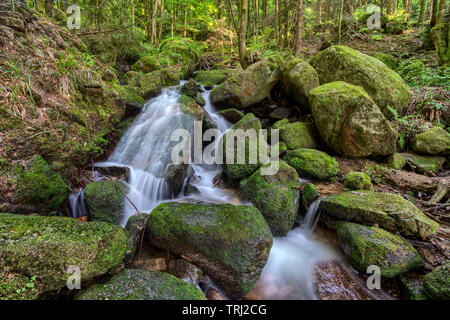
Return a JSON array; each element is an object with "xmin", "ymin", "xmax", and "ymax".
[
  {"xmin": 151, "ymin": 0, "xmax": 159, "ymax": 44},
  {"xmin": 238, "ymin": 0, "xmax": 249, "ymax": 68},
  {"xmin": 183, "ymin": 4, "xmax": 187, "ymax": 37},
  {"xmin": 419, "ymin": 0, "xmax": 428, "ymax": 24},
  {"xmin": 436, "ymin": 0, "xmax": 447, "ymax": 25},
  {"xmin": 316, "ymin": 0, "xmax": 321, "ymax": 25},
  {"xmin": 338, "ymin": 0, "xmax": 344, "ymax": 44},
  {"xmin": 45, "ymin": 0, "xmax": 53, "ymax": 17},
  {"xmin": 158, "ymin": 0, "xmax": 164, "ymax": 43},
  {"xmin": 276, "ymin": 0, "xmax": 280, "ymax": 45},
  {"xmin": 294, "ymin": 0, "xmax": 303, "ymax": 55},
  {"xmin": 131, "ymin": 0, "xmax": 135, "ymax": 34},
  {"xmin": 430, "ymin": 0, "xmax": 439, "ymax": 27}
]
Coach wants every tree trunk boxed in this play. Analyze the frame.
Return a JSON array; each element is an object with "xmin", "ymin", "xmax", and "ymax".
[
  {"xmin": 432, "ymin": 8, "xmax": 450, "ymax": 66},
  {"xmin": 436, "ymin": 0, "xmax": 447, "ymax": 25},
  {"xmin": 238, "ymin": 0, "xmax": 249, "ymax": 69},
  {"xmin": 294, "ymin": 0, "xmax": 303, "ymax": 55},
  {"xmin": 131, "ymin": 0, "xmax": 135, "ymax": 34},
  {"xmin": 158, "ymin": 0, "xmax": 164, "ymax": 43},
  {"xmin": 338, "ymin": 0, "xmax": 344, "ymax": 44},
  {"xmin": 45, "ymin": 0, "xmax": 53, "ymax": 17},
  {"xmin": 418, "ymin": 0, "xmax": 428, "ymax": 24},
  {"xmin": 431, "ymin": 0, "xmax": 439, "ymax": 27},
  {"xmin": 276, "ymin": 0, "xmax": 280, "ymax": 45},
  {"xmin": 316, "ymin": 0, "xmax": 321, "ymax": 25}
]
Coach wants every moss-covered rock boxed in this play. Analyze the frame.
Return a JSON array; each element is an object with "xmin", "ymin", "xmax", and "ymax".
[
  {"xmin": 387, "ymin": 152, "xmax": 407, "ymax": 170},
  {"xmin": 309, "ymin": 81, "xmax": 397, "ymax": 158},
  {"xmin": 282, "ymin": 58, "xmax": 320, "ymax": 112},
  {"xmin": 84, "ymin": 181, "xmax": 125, "ymax": 225},
  {"xmin": 132, "ymin": 55, "xmax": 169, "ymax": 73},
  {"xmin": 412, "ymin": 127, "xmax": 450, "ymax": 156},
  {"xmin": 400, "ymin": 153, "xmax": 446, "ymax": 174},
  {"xmin": 178, "ymin": 95, "xmax": 204, "ymax": 121},
  {"xmin": 320, "ymin": 191, "xmax": 439, "ymax": 239},
  {"xmin": 372, "ymin": 53, "xmax": 398, "ymax": 70},
  {"xmin": 116, "ymin": 85, "xmax": 144, "ymax": 110},
  {"xmin": 195, "ymin": 69, "xmax": 228, "ymax": 86},
  {"xmin": 159, "ymin": 38, "xmax": 202, "ymax": 78},
  {"xmin": 423, "ymin": 262, "xmax": 450, "ymax": 300},
  {"xmin": 343, "ymin": 172, "xmax": 374, "ymax": 191},
  {"xmin": 222, "ymin": 113, "xmax": 268, "ymax": 180},
  {"xmin": 277, "ymin": 121, "xmax": 319, "ymax": 150},
  {"xmin": 124, "ymin": 214, "xmax": 147, "ymax": 264},
  {"xmin": 239, "ymin": 160, "xmax": 300, "ymax": 236},
  {"xmin": 0, "ymin": 214, "xmax": 128, "ymax": 298},
  {"xmin": 75, "ymin": 269, "xmax": 204, "ymax": 300},
  {"xmin": 301, "ymin": 183, "xmax": 320, "ymax": 210},
  {"xmin": 146, "ymin": 202, "xmax": 273, "ymax": 298},
  {"xmin": 123, "ymin": 71, "xmax": 142, "ymax": 87},
  {"xmin": 139, "ymin": 70, "xmax": 163, "ymax": 99},
  {"xmin": 210, "ymin": 59, "xmax": 281, "ymax": 109},
  {"xmin": 180, "ymin": 79, "xmax": 198, "ymax": 97},
  {"xmin": 284, "ymin": 148, "xmax": 339, "ymax": 180},
  {"xmin": 309, "ymin": 45, "xmax": 412, "ymax": 118},
  {"xmin": 218, "ymin": 108, "xmax": 245, "ymax": 124},
  {"xmin": 15, "ymin": 155, "xmax": 68, "ymax": 211},
  {"xmin": 336, "ymin": 222, "xmax": 424, "ymax": 278},
  {"xmin": 160, "ymin": 67, "xmax": 181, "ymax": 86}
]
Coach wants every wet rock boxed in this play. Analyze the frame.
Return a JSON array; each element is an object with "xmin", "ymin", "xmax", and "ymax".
[
  {"xmin": 94, "ymin": 165, "xmax": 130, "ymax": 180},
  {"xmin": 0, "ymin": 214, "xmax": 129, "ymax": 299},
  {"xmin": 423, "ymin": 261, "xmax": 450, "ymax": 300},
  {"xmin": 218, "ymin": 108, "xmax": 245, "ymax": 124},
  {"xmin": 160, "ymin": 67, "xmax": 180, "ymax": 86},
  {"xmin": 387, "ymin": 152, "xmax": 407, "ymax": 170},
  {"xmin": 210, "ymin": 59, "xmax": 281, "ymax": 109},
  {"xmin": 195, "ymin": 94, "xmax": 205, "ymax": 106},
  {"xmin": 276, "ymin": 121, "xmax": 319, "ymax": 150},
  {"xmin": 140, "ymin": 70, "xmax": 163, "ymax": 99},
  {"xmin": 206, "ymin": 288, "xmax": 226, "ymax": 300},
  {"xmin": 269, "ymin": 107, "xmax": 292, "ymax": 120},
  {"xmin": 301, "ymin": 183, "xmax": 320, "ymax": 210},
  {"xmin": 168, "ymin": 259, "xmax": 203, "ymax": 286},
  {"xmin": 124, "ymin": 214, "xmax": 147, "ymax": 264},
  {"xmin": 84, "ymin": 180, "xmax": 126, "ymax": 225},
  {"xmin": 195, "ymin": 69, "xmax": 228, "ymax": 86},
  {"xmin": 400, "ymin": 273, "xmax": 427, "ymax": 300},
  {"xmin": 343, "ymin": 172, "xmax": 374, "ymax": 191},
  {"xmin": 337, "ymin": 222, "xmax": 424, "ymax": 278},
  {"xmin": 146, "ymin": 202, "xmax": 273, "ymax": 298},
  {"xmin": 75, "ymin": 269, "xmax": 204, "ymax": 300},
  {"xmin": 164, "ymin": 163, "xmax": 193, "ymax": 197},
  {"xmin": 239, "ymin": 160, "xmax": 300, "ymax": 236},
  {"xmin": 181, "ymin": 79, "xmax": 198, "ymax": 97},
  {"xmin": 412, "ymin": 127, "xmax": 450, "ymax": 156},
  {"xmin": 320, "ymin": 191, "xmax": 439, "ymax": 239},
  {"xmin": 400, "ymin": 153, "xmax": 446, "ymax": 174},
  {"xmin": 178, "ymin": 95, "xmax": 204, "ymax": 120},
  {"xmin": 284, "ymin": 148, "xmax": 339, "ymax": 180},
  {"xmin": 309, "ymin": 81, "xmax": 397, "ymax": 158},
  {"xmin": 282, "ymin": 58, "xmax": 320, "ymax": 112},
  {"xmin": 309, "ymin": 45, "xmax": 412, "ymax": 118}
]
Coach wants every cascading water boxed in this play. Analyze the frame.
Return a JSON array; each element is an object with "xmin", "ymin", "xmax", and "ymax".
[{"xmin": 68, "ymin": 189, "xmax": 88, "ymax": 219}]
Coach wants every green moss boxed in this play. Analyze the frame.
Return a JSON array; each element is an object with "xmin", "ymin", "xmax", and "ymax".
[
  {"xmin": 239, "ymin": 160, "xmax": 300, "ymax": 236},
  {"xmin": 278, "ymin": 122, "xmax": 318, "ymax": 150},
  {"xmin": 320, "ymin": 191, "xmax": 439, "ymax": 239},
  {"xmin": 373, "ymin": 53, "xmax": 398, "ymax": 70},
  {"xmin": 284, "ymin": 148, "xmax": 339, "ymax": 179},
  {"xmin": 301, "ymin": 183, "xmax": 320, "ymax": 210},
  {"xmin": 423, "ymin": 262, "xmax": 450, "ymax": 300},
  {"xmin": 146, "ymin": 202, "xmax": 273, "ymax": 298},
  {"xmin": 400, "ymin": 153, "xmax": 446, "ymax": 174},
  {"xmin": 337, "ymin": 222, "xmax": 424, "ymax": 278},
  {"xmin": 180, "ymin": 79, "xmax": 198, "ymax": 97},
  {"xmin": 0, "ymin": 214, "xmax": 128, "ymax": 298},
  {"xmin": 76, "ymin": 269, "xmax": 204, "ymax": 300},
  {"xmin": 132, "ymin": 54, "xmax": 170, "ymax": 73},
  {"xmin": 116, "ymin": 85, "xmax": 144, "ymax": 106},
  {"xmin": 387, "ymin": 152, "xmax": 407, "ymax": 170},
  {"xmin": 195, "ymin": 69, "xmax": 228, "ymax": 86},
  {"xmin": 160, "ymin": 67, "xmax": 181, "ymax": 86},
  {"xmin": 412, "ymin": 127, "xmax": 450, "ymax": 156},
  {"xmin": 83, "ymin": 181, "xmax": 125, "ymax": 225},
  {"xmin": 15, "ymin": 155, "xmax": 68, "ymax": 211},
  {"xmin": 123, "ymin": 71, "xmax": 142, "ymax": 87},
  {"xmin": 178, "ymin": 95, "xmax": 204, "ymax": 120},
  {"xmin": 139, "ymin": 70, "xmax": 163, "ymax": 99},
  {"xmin": 343, "ymin": 172, "xmax": 374, "ymax": 191}
]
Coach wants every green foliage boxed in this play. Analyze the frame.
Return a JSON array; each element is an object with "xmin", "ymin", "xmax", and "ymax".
[{"xmin": 397, "ymin": 59, "xmax": 450, "ymax": 88}]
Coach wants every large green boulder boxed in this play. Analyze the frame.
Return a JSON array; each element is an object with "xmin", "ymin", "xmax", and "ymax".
[
  {"xmin": 343, "ymin": 172, "xmax": 374, "ymax": 191},
  {"xmin": 284, "ymin": 148, "xmax": 339, "ymax": 180},
  {"xmin": 195, "ymin": 69, "xmax": 228, "ymax": 86},
  {"xmin": 160, "ymin": 67, "xmax": 181, "ymax": 86},
  {"xmin": 15, "ymin": 155, "xmax": 68, "ymax": 211},
  {"xmin": 116, "ymin": 85, "xmax": 144, "ymax": 110},
  {"xmin": 210, "ymin": 59, "xmax": 281, "ymax": 109},
  {"xmin": 75, "ymin": 269, "xmax": 204, "ymax": 300},
  {"xmin": 178, "ymin": 95, "xmax": 204, "ymax": 121},
  {"xmin": 276, "ymin": 121, "xmax": 318, "ymax": 150},
  {"xmin": 282, "ymin": 58, "xmax": 320, "ymax": 112},
  {"xmin": 139, "ymin": 70, "xmax": 163, "ymax": 99},
  {"xmin": 413, "ymin": 127, "xmax": 450, "ymax": 156},
  {"xmin": 372, "ymin": 53, "xmax": 398, "ymax": 70},
  {"xmin": 400, "ymin": 153, "xmax": 446, "ymax": 174},
  {"xmin": 222, "ymin": 113, "xmax": 268, "ymax": 180},
  {"xmin": 309, "ymin": 45, "xmax": 412, "ymax": 118},
  {"xmin": 146, "ymin": 202, "xmax": 273, "ymax": 298},
  {"xmin": 336, "ymin": 222, "xmax": 424, "ymax": 278},
  {"xmin": 309, "ymin": 81, "xmax": 397, "ymax": 158},
  {"xmin": 180, "ymin": 79, "xmax": 198, "ymax": 97},
  {"xmin": 320, "ymin": 191, "xmax": 439, "ymax": 239},
  {"xmin": 84, "ymin": 181, "xmax": 125, "ymax": 225},
  {"xmin": 387, "ymin": 152, "xmax": 408, "ymax": 170},
  {"xmin": 131, "ymin": 54, "xmax": 170, "ymax": 73},
  {"xmin": 423, "ymin": 262, "xmax": 450, "ymax": 300},
  {"xmin": 239, "ymin": 160, "xmax": 300, "ymax": 236},
  {"xmin": 0, "ymin": 214, "xmax": 129, "ymax": 299}
]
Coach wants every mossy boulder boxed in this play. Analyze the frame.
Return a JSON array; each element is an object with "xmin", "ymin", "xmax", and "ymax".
[
  {"xmin": 139, "ymin": 70, "xmax": 163, "ymax": 99},
  {"xmin": 178, "ymin": 95, "xmax": 204, "ymax": 121},
  {"xmin": 75, "ymin": 269, "xmax": 204, "ymax": 300},
  {"xmin": 218, "ymin": 108, "xmax": 245, "ymax": 124},
  {"xmin": 343, "ymin": 172, "xmax": 374, "ymax": 191},
  {"xmin": 400, "ymin": 153, "xmax": 446, "ymax": 174},
  {"xmin": 309, "ymin": 45, "xmax": 412, "ymax": 118},
  {"xmin": 239, "ymin": 160, "xmax": 300, "ymax": 236},
  {"xmin": 413, "ymin": 127, "xmax": 450, "ymax": 156},
  {"xmin": 146, "ymin": 202, "xmax": 273, "ymax": 298},
  {"xmin": 301, "ymin": 183, "xmax": 320, "ymax": 210},
  {"xmin": 116, "ymin": 85, "xmax": 145, "ymax": 111},
  {"xmin": 160, "ymin": 67, "xmax": 181, "ymax": 86},
  {"xmin": 282, "ymin": 58, "xmax": 320, "ymax": 112},
  {"xmin": 336, "ymin": 222, "xmax": 424, "ymax": 278},
  {"xmin": 195, "ymin": 69, "xmax": 228, "ymax": 86},
  {"xmin": 180, "ymin": 79, "xmax": 198, "ymax": 97},
  {"xmin": 15, "ymin": 155, "xmax": 68, "ymax": 211},
  {"xmin": 284, "ymin": 148, "xmax": 339, "ymax": 180},
  {"xmin": 372, "ymin": 53, "xmax": 398, "ymax": 70},
  {"xmin": 210, "ymin": 59, "xmax": 281, "ymax": 109},
  {"xmin": 423, "ymin": 262, "xmax": 450, "ymax": 300},
  {"xmin": 320, "ymin": 191, "xmax": 439, "ymax": 239},
  {"xmin": 222, "ymin": 113, "xmax": 268, "ymax": 180},
  {"xmin": 276, "ymin": 121, "xmax": 319, "ymax": 150},
  {"xmin": 0, "ymin": 214, "xmax": 129, "ymax": 298},
  {"xmin": 387, "ymin": 152, "xmax": 407, "ymax": 170},
  {"xmin": 84, "ymin": 181, "xmax": 125, "ymax": 225},
  {"xmin": 124, "ymin": 214, "xmax": 147, "ymax": 264},
  {"xmin": 123, "ymin": 71, "xmax": 142, "ymax": 87},
  {"xmin": 309, "ymin": 81, "xmax": 397, "ymax": 158},
  {"xmin": 132, "ymin": 55, "xmax": 169, "ymax": 73}
]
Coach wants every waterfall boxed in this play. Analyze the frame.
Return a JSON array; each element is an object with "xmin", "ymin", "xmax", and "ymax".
[{"xmin": 68, "ymin": 190, "xmax": 88, "ymax": 219}]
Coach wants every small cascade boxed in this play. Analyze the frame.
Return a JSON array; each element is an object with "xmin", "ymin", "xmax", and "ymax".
[
  {"xmin": 300, "ymin": 198, "xmax": 322, "ymax": 236},
  {"xmin": 68, "ymin": 190, "xmax": 88, "ymax": 219}
]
